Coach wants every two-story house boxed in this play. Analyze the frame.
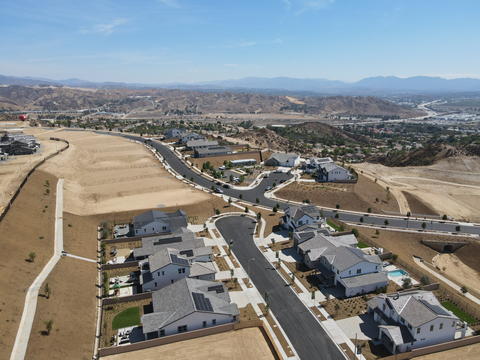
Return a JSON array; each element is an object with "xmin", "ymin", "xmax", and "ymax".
[
  {"xmin": 317, "ymin": 162, "xmax": 352, "ymax": 182},
  {"xmin": 140, "ymin": 246, "xmax": 215, "ymax": 292},
  {"xmin": 367, "ymin": 290, "xmax": 466, "ymax": 354},
  {"xmin": 165, "ymin": 128, "xmax": 186, "ymax": 139},
  {"xmin": 179, "ymin": 132, "xmax": 204, "ymax": 144},
  {"xmin": 315, "ymin": 245, "xmax": 388, "ymax": 297},
  {"xmin": 265, "ymin": 153, "xmax": 301, "ymax": 168},
  {"xmin": 301, "ymin": 157, "xmax": 333, "ymax": 174},
  {"xmin": 283, "ymin": 205, "xmax": 326, "ymax": 231},
  {"xmin": 133, "ymin": 209, "xmax": 188, "ymax": 236},
  {"xmin": 141, "ymin": 278, "xmax": 239, "ymax": 339}
]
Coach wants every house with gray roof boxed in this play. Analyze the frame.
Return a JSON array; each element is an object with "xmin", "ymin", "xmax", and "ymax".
[
  {"xmin": 164, "ymin": 128, "xmax": 186, "ymax": 139},
  {"xmin": 283, "ymin": 205, "xmax": 326, "ymax": 231},
  {"xmin": 265, "ymin": 152, "xmax": 301, "ymax": 167},
  {"xmin": 367, "ymin": 290, "xmax": 466, "ymax": 354},
  {"xmin": 133, "ymin": 209, "xmax": 188, "ymax": 236},
  {"xmin": 179, "ymin": 132, "xmax": 204, "ymax": 144},
  {"xmin": 317, "ymin": 162, "xmax": 352, "ymax": 182},
  {"xmin": 139, "ymin": 245, "xmax": 215, "ymax": 292},
  {"xmin": 195, "ymin": 146, "xmax": 232, "ymax": 158},
  {"xmin": 185, "ymin": 139, "xmax": 217, "ymax": 150},
  {"xmin": 302, "ymin": 157, "xmax": 333, "ymax": 174},
  {"xmin": 133, "ymin": 227, "xmax": 198, "ymax": 259},
  {"xmin": 141, "ymin": 278, "xmax": 239, "ymax": 339},
  {"xmin": 315, "ymin": 245, "xmax": 388, "ymax": 297}
]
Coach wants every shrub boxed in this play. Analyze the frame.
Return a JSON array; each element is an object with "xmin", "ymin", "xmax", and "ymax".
[
  {"xmin": 68, "ymin": 223, "xmax": 72, "ymax": 227},
  {"xmin": 351, "ymin": 228, "xmax": 359, "ymax": 237},
  {"xmin": 335, "ymin": 213, "xmax": 339, "ymax": 219},
  {"xmin": 336, "ymin": 204, "xmax": 340, "ymax": 209},
  {"xmin": 391, "ymin": 253, "xmax": 398, "ymax": 262},
  {"xmin": 461, "ymin": 285, "xmax": 468, "ymax": 294},
  {"xmin": 402, "ymin": 277, "xmax": 412, "ymax": 289},
  {"xmin": 421, "ymin": 274, "xmax": 431, "ymax": 286}
]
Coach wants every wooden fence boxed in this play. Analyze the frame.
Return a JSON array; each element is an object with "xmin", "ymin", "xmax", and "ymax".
[{"xmin": 0, "ymin": 137, "xmax": 69, "ymax": 224}]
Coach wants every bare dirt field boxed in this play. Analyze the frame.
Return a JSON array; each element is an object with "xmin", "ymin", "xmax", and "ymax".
[
  {"xmin": 0, "ymin": 170, "xmax": 58, "ymax": 358},
  {"xmin": 415, "ymin": 342, "xmax": 480, "ymax": 360},
  {"xmin": 102, "ymin": 327, "xmax": 276, "ymax": 360},
  {"xmin": 39, "ymin": 130, "xmax": 213, "ymax": 215},
  {"xmin": 275, "ymin": 174, "xmax": 400, "ymax": 214},
  {"xmin": 434, "ymin": 253, "xmax": 480, "ymax": 295},
  {"xmin": 355, "ymin": 157, "xmax": 480, "ymax": 221},
  {"xmin": 0, "ymin": 126, "xmax": 61, "ymax": 212},
  {"xmin": 24, "ymin": 257, "xmax": 97, "ymax": 360}
]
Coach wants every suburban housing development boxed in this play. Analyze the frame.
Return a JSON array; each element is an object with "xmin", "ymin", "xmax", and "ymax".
[{"xmin": 133, "ymin": 209, "xmax": 188, "ymax": 236}]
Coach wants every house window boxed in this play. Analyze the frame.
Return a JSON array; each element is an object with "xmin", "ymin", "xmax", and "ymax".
[
  {"xmin": 430, "ymin": 325, "xmax": 434, "ymax": 332},
  {"xmin": 162, "ymin": 226, "xmax": 167, "ymax": 231},
  {"xmin": 391, "ymin": 310, "xmax": 394, "ymax": 317},
  {"xmin": 408, "ymin": 324, "xmax": 412, "ymax": 330},
  {"xmin": 452, "ymin": 321, "xmax": 456, "ymax": 327},
  {"xmin": 159, "ymin": 329, "xmax": 165, "ymax": 337},
  {"xmin": 171, "ymin": 279, "xmax": 174, "ymax": 283},
  {"xmin": 417, "ymin": 327, "xmax": 421, "ymax": 334},
  {"xmin": 212, "ymin": 319, "xmax": 216, "ymax": 325},
  {"xmin": 357, "ymin": 269, "xmax": 362, "ymax": 274},
  {"xmin": 298, "ymin": 221, "xmax": 303, "ymax": 226},
  {"xmin": 177, "ymin": 325, "xmax": 187, "ymax": 333},
  {"xmin": 158, "ymin": 272, "xmax": 160, "ymax": 276},
  {"xmin": 154, "ymin": 282, "xmax": 157, "ymax": 287},
  {"xmin": 203, "ymin": 321, "xmax": 207, "ymax": 328},
  {"xmin": 337, "ymin": 270, "xmax": 339, "ymax": 274},
  {"xmin": 152, "ymin": 228, "xmax": 155, "ymax": 231},
  {"xmin": 178, "ymin": 268, "xmax": 186, "ymax": 274},
  {"xmin": 382, "ymin": 304, "xmax": 386, "ymax": 311},
  {"xmin": 349, "ymin": 271, "xmax": 351, "ymax": 275},
  {"xmin": 144, "ymin": 229, "xmax": 146, "ymax": 233},
  {"xmin": 440, "ymin": 323, "xmax": 443, "ymax": 330},
  {"xmin": 375, "ymin": 266, "xmax": 378, "ymax": 270},
  {"xmin": 162, "ymin": 271, "xmax": 164, "ymax": 276},
  {"xmin": 401, "ymin": 317, "xmax": 405, "ymax": 324},
  {"xmin": 233, "ymin": 316, "xmax": 237, "ymax": 321}
]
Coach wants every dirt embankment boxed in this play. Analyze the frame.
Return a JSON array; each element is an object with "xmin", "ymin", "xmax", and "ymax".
[
  {"xmin": 402, "ymin": 191, "xmax": 438, "ymax": 216},
  {"xmin": 0, "ymin": 170, "xmax": 58, "ymax": 358},
  {"xmin": 275, "ymin": 174, "xmax": 399, "ymax": 214}
]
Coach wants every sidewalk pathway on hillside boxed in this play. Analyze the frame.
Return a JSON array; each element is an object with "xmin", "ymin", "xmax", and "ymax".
[
  {"xmin": 414, "ymin": 258, "xmax": 480, "ymax": 305},
  {"xmin": 10, "ymin": 179, "xmax": 65, "ymax": 360}
]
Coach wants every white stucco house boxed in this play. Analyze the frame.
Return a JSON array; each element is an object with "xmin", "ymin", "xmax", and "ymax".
[
  {"xmin": 141, "ymin": 278, "xmax": 239, "ymax": 339},
  {"xmin": 317, "ymin": 162, "xmax": 353, "ymax": 182},
  {"xmin": 282, "ymin": 205, "xmax": 326, "ymax": 231},
  {"xmin": 179, "ymin": 132, "xmax": 204, "ymax": 144},
  {"xmin": 367, "ymin": 290, "xmax": 466, "ymax": 354},
  {"xmin": 265, "ymin": 153, "xmax": 301, "ymax": 168},
  {"xmin": 165, "ymin": 128, "xmax": 186, "ymax": 139},
  {"xmin": 133, "ymin": 210, "xmax": 188, "ymax": 236},
  {"xmin": 302, "ymin": 157, "xmax": 333, "ymax": 174}
]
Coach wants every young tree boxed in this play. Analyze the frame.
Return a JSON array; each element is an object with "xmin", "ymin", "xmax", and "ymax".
[
  {"xmin": 211, "ymin": 185, "xmax": 215, "ymax": 191},
  {"xmin": 277, "ymin": 258, "xmax": 282, "ymax": 268},
  {"xmin": 360, "ymin": 217, "xmax": 364, "ymax": 223},
  {"xmin": 334, "ymin": 303, "xmax": 340, "ymax": 317},
  {"xmin": 230, "ymin": 269, "xmax": 234, "ymax": 279},
  {"xmin": 240, "ymin": 175, "xmax": 245, "ymax": 183},
  {"xmin": 420, "ymin": 274, "xmax": 431, "ymax": 286},
  {"xmin": 336, "ymin": 204, "xmax": 340, "ymax": 209},
  {"xmin": 288, "ymin": 231, "xmax": 293, "ymax": 240},
  {"xmin": 264, "ymin": 302, "xmax": 270, "ymax": 316},
  {"xmin": 442, "ymin": 266, "xmax": 447, "ymax": 272},
  {"xmin": 391, "ymin": 253, "xmax": 398, "ymax": 262},
  {"xmin": 46, "ymin": 188, "xmax": 50, "ymax": 195},
  {"xmin": 402, "ymin": 277, "xmax": 412, "ymax": 289},
  {"xmin": 367, "ymin": 207, "xmax": 372, "ymax": 213},
  {"xmin": 29, "ymin": 251, "xmax": 36, "ymax": 262},
  {"xmin": 375, "ymin": 197, "xmax": 379, "ymax": 203},
  {"xmin": 335, "ymin": 213, "xmax": 339, "ymax": 219},
  {"xmin": 230, "ymin": 174, "xmax": 234, "ymax": 182},
  {"xmin": 45, "ymin": 180, "xmax": 50, "ymax": 187},
  {"xmin": 325, "ymin": 293, "xmax": 331, "ymax": 302},
  {"xmin": 455, "ymin": 225, "xmax": 461, "ymax": 232},
  {"xmin": 215, "ymin": 209, "xmax": 221, "ymax": 215},
  {"xmin": 351, "ymin": 228, "xmax": 359, "ymax": 237},
  {"xmin": 45, "ymin": 319, "xmax": 54, "ymax": 335},
  {"xmin": 291, "ymin": 273, "xmax": 296, "ymax": 284},
  {"xmin": 256, "ymin": 197, "xmax": 260, "ymax": 205},
  {"xmin": 273, "ymin": 206, "xmax": 278, "ymax": 213},
  {"xmin": 233, "ymin": 277, "xmax": 238, "ymax": 289},
  {"xmin": 461, "ymin": 285, "xmax": 468, "ymax": 294},
  {"xmin": 257, "ymin": 212, "xmax": 262, "ymax": 220},
  {"xmin": 239, "ymin": 193, "xmax": 243, "ymax": 200},
  {"xmin": 384, "ymin": 219, "xmax": 389, "ymax": 226},
  {"xmin": 244, "ymin": 206, "xmax": 249, "ymax": 213},
  {"xmin": 271, "ymin": 238, "xmax": 276, "ymax": 246},
  {"xmin": 422, "ymin": 222, "xmax": 427, "ymax": 230},
  {"xmin": 442, "ymin": 214, "xmax": 448, "ymax": 220},
  {"xmin": 44, "ymin": 282, "xmax": 52, "ymax": 299}
]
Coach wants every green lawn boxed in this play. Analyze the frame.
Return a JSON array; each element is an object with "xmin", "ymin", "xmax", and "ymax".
[
  {"xmin": 327, "ymin": 220, "xmax": 340, "ymax": 231},
  {"xmin": 112, "ymin": 307, "xmax": 141, "ymax": 330},
  {"xmin": 357, "ymin": 241, "xmax": 369, "ymax": 249},
  {"xmin": 441, "ymin": 302, "xmax": 477, "ymax": 324}
]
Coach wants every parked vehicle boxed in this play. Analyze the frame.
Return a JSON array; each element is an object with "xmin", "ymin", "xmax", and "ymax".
[
  {"xmin": 265, "ymin": 186, "xmax": 272, "ymax": 191},
  {"xmin": 215, "ymin": 187, "xmax": 224, "ymax": 193},
  {"xmin": 223, "ymin": 184, "xmax": 231, "ymax": 188}
]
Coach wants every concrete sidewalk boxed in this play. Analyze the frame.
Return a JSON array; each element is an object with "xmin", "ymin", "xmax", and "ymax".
[{"xmin": 10, "ymin": 178, "xmax": 65, "ymax": 360}]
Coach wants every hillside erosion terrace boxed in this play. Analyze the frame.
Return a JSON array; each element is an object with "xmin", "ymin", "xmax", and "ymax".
[
  {"xmin": 216, "ymin": 216, "xmax": 346, "ymax": 360},
  {"xmin": 71, "ymin": 130, "xmax": 480, "ymax": 236}
]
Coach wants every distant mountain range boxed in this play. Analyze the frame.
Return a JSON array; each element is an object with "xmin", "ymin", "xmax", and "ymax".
[{"xmin": 1, "ymin": 74, "xmax": 480, "ymax": 94}]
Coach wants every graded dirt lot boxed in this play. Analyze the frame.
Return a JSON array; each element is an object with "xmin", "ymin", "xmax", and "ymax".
[
  {"xmin": 24, "ymin": 257, "xmax": 97, "ymax": 360},
  {"xmin": 39, "ymin": 130, "xmax": 213, "ymax": 215},
  {"xmin": 275, "ymin": 174, "xmax": 400, "ymax": 214},
  {"xmin": 0, "ymin": 170, "xmax": 58, "ymax": 358},
  {"xmin": 102, "ymin": 327, "xmax": 276, "ymax": 360},
  {"xmin": 0, "ymin": 125, "xmax": 61, "ymax": 212},
  {"xmin": 415, "ymin": 342, "xmax": 480, "ymax": 360},
  {"xmin": 355, "ymin": 156, "xmax": 480, "ymax": 221},
  {"xmin": 434, "ymin": 253, "xmax": 480, "ymax": 295}
]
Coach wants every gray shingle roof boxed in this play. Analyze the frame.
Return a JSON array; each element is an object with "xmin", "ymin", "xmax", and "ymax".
[
  {"xmin": 287, "ymin": 205, "xmax": 320, "ymax": 222},
  {"xmin": 133, "ymin": 228, "xmax": 199, "ymax": 258},
  {"xmin": 340, "ymin": 271, "xmax": 389, "ymax": 289},
  {"xmin": 141, "ymin": 278, "xmax": 238, "ymax": 334},
  {"xmin": 378, "ymin": 325, "xmax": 415, "ymax": 345},
  {"xmin": 189, "ymin": 262, "xmax": 216, "ymax": 277},
  {"xmin": 327, "ymin": 246, "xmax": 381, "ymax": 272},
  {"xmin": 267, "ymin": 153, "xmax": 299, "ymax": 164},
  {"xmin": 195, "ymin": 146, "xmax": 232, "ymax": 155},
  {"xmin": 133, "ymin": 209, "xmax": 188, "ymax": 231},
  {"xmin": 186, "ymin": 139, "xmax": 216, "ymax": 148}
]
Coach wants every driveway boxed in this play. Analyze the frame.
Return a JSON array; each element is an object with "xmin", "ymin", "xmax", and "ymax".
[{"xmin": 216, "ymin": 216, "xmax": 346, "ymax": 360}]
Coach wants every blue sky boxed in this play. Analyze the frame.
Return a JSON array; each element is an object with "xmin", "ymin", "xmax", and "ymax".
[{"xmin": 1, "ymin": 0, "xmax": 479, "ymax": 83}]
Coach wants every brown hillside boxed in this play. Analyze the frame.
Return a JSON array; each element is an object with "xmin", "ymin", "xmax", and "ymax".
[
  {"xmin": 0, "ymin": 85, "xmax": 425, "ymax": 117},
  {"xmin": 234, "ymin": 128, "xmax": 317, "ymax": 155},
  {"xmin": 368, "ymin": 144, "xmax": 457, "ymax": 167},
  {"xmin": 291, "ymin": 122, "xmax": 381, "ymax": 146}
]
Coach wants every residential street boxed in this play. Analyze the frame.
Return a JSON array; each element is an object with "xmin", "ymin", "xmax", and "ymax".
[{"xmin": 216, "ymin": 216, "xmax": 346, "ymax": 360}]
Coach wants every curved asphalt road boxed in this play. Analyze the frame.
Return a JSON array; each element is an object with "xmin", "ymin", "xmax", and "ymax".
[
  {"xmin": 77, "ymin": 130, "xmax": 480, "ymax": 237},
  {"xmin": 216, "ymin": 216, "xmax": 346, "ymax": 360}
]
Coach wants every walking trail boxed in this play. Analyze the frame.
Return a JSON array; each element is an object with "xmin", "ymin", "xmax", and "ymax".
[{"xmin": 10, "ymin": 179, "xmax": 64, "ymax": 360}]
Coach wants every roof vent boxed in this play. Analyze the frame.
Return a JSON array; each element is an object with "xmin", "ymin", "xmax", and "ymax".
[{"xmin": 394, "ymin": 292, "xmax": 400, "ymax": 300}]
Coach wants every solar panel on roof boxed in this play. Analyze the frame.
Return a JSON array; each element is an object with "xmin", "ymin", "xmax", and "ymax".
[
  {"xmin": 192, "ymin": 292, "xmax": 213, "ymax": 312},
  {"xmin": 207, "ymin": 285, "xmax": 224, "ymax": 294},
  {"xmin": 170, "ymin": 254, "xmax": 189, "ymax": 266},
  {"xmin": 179, "ymin": 249, "xmax": 194, "ymax": 257},
  {"xmin": 420, "ymin": 300, "xmax": 452, "ymax": 317}
]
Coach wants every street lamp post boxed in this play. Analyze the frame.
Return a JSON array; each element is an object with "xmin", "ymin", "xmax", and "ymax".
[{"xmin": 248, "ymin": 257, "xmax": 255, "ymax": 282}]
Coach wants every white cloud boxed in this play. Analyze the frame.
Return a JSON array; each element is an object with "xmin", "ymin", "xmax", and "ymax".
[
  {"xmin": 158, "ymin": 0, "xmax": 180, "ymax": 7},
  {"xmin": 80, "ymin": 19, "xmax": 127, "ymax": 35},
  {"xmin": 295, "ymin": 0, "xmax": 334, "ymax": 15}
]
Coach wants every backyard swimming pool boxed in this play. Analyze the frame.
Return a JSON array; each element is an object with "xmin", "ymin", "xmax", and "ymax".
[{"xmin": 389, "ymin": 269, "xmax": 408, "ymax": 277}]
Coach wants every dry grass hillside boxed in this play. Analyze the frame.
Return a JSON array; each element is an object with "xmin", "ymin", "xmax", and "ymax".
[{"xmin": 0, "ymin": 85, "xmax": 424, "ymax": 117}]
